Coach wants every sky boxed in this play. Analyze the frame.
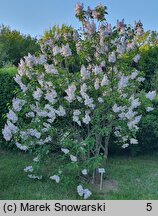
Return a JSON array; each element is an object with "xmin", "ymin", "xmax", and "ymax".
[{"xmin": 0, "ymin": 0, "xmax": 158, "ymax": 37}]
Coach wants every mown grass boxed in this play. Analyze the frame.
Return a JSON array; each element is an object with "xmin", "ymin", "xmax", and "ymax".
[{"xmin": 0, "ymin": 147, "xmax": 158, "ymax": 200}]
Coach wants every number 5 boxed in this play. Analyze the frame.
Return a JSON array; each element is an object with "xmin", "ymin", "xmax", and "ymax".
[{"xmin": 146, "ymin": 203, "xmax": 152, "ymax": 211}]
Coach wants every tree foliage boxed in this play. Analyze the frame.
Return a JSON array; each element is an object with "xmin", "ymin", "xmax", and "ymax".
[{"xmin": 0, "ymin": 25, "xmax": 39, "ymax": 67}]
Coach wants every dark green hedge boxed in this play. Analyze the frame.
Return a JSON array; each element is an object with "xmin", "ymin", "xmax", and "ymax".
[{"xmin": 0, "ymin": 67, "xmax": 18, "ymax": 141}]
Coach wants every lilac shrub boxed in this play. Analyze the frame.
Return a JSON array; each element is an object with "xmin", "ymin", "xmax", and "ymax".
[{"xmin": 2, "ymin": 3, "xmax": 156, "ymax": 199}]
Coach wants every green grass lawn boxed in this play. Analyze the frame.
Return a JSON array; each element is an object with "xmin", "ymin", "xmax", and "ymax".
[{"xmin": 0, "ymin": 147, "xmax": 158, "ymax": 200}]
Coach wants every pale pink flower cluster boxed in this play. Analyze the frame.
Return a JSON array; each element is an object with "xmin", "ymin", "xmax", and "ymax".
[
  {"xmin": 82, "ymin": 111, "xmax": 91, "ymax": 124},
  {"xmin": 44, "ymin": 64, "xmax": 58, "ymax": 74},
  {"xmin": 77, "ymin": 185, "xmax": 92, "ymax": 199},
  {"xmin": 65, "ymin": 84, "xmax": 76, "ymax": 102},
  {"xmin": 146, "ymin": 91, "xmax": 156, "ymax": 100},
  {"xmin": 61, "ymin": 43, "xmax": 72, "ymax": 57},
  {"xmin": 33, "ymin": 88, "xmax": 43, "ymax": 101},
  {"xmin": 12, "ymin": 98, "xmax": 26, "ymax": 112},
  {"xmin": 73, "ymin": 109, "xmax": 81, "ymax": 126},
  {"xmin": 118, "ymin": 75, "xmax": 129, "ymax": 90},
  {"xmin": 108, "ymin": 51, "xmax": 116, "ymax": 63},
  {"xmin": 24, "ymin": 166, "xmax": 33, "ymax": 172},
  {"xmin": 16, "ymin": 142, "xmax": 28, "ymax": 151},
  {"xmin": 14, "ymin": 74, "xmax": 27, "ymax": 92},
  {"xmin": 7, "ymin": 110, "xmax": 18, "ymax": 123},
  {"xmin": 80, "ymin": 65, "xmax": 90, "ymax": 80},
  {"xmin": 45, "ymin": 90, "xmax": 57, "ymax": 104},
  {"xmin": 50, "ymin": 175, "xmax": 60, "ymax": 183},
  {"xmin": 28, "ymin": 174, "xmax": 42, "ymax": 180}
]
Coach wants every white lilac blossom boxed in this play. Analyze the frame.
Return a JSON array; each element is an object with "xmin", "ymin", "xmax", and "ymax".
[
  {"xmin": 98, "ymin": 97, "xmax": 104, "ymax": 103},
  {"xmin": 37, "ymin": 136, "xmax": 52, "ymax": 145},
  {"xmin": 108, "ymin": 51, "xmax": 116, "ymax": 63},
  {"xmin": 7, "ymin": 110, "xmax": 18, "ymax": 123},
  {"xmin": 94, "ymin": 65, "xmax": 102, "ymax": 75},
  {"xmin": 118, "ymin": 112, "xmax": 126, "ymax": 120},
  {"xmin": 122, "ymin": 136, "xmax": 128, "ymax": 142},
  {"xmin": 33, "ymin": 88, "xmax": 43, "ymax": 101},
  {"xmin": 24, "ymin": 53, "xmax": 37, "ymax": 67},
  {"xmin": 43, "ymin": 122, "xmax": 51, "ymax": 129},
  {"xmin": 114, "ymin": 130, "xmax": 121, "ymax": 137},
  {"xmin": 44, "ymin": 81, "xmax": 53, "ymax": 89},
  {"xmin": 33, "ymin": 157, "xmax": 40, "ymax": 162},
  {"xmin": 116, "ymin": 44, "xmax": 125, "ymax": 54},
  {"xmin": 73, "ymin": 110, "xmax": 81, "ymax": 116},
  {"xmin": 122, "ymin": 143, "xmax": 129, "ymax": 149},
  {"xmin": 12, "ymin": 98, "xmax": 26, "ymax": 112},
  {"xmin": 118, "ymin": 75, "xmax": 129, "ymax": 89},
  {"xmin": 37, "ymin": 110, "xmax": 48, "ymax": 117},
  {"xmin": 83, "ymin": 189, "xmax": 92, "ymax": 199},
  {"xmin": 94, "ymin": 78, "xmax": 100, "ymax": 90},
  {"xmin": 75, "ymin": 2, "xmax": 83, "ymax": 14},
  {"xmin": 37, "ymin": 54, "xmax": 47, "ymax": 64},
  {"xmin": 26, "ymin": 112, "xmax": 35, "ymax": 118},
  {"xmin": 77, "ymin": 185, "xmax": 84, "ymax": 196},
  {"xmin": 116, "ymin": 19, "xmax": 125, "ymax": 30},
  {"xmin": 26, "ymin": 129, "xmax": 41, "ymax": 139},
  {"xmin": 76, "ymin": 96, "xmax": 82, "ymax": 102},
  {"xmin": 73, "ymin": 110, "xmax": 81, "ymax": 126},
  {"xmin": 61, "ymin": 148, "xmax": 70, "ymax": 154},
  {"xmin": 50, "ymin": 175, "xmax": 60, "ymax": 183},
  {"xmin": 137, "ymin": 77, "xmax": 145, "ymax": 82},
  {"xmin": 47, "ymin": 115, "xmax": 56, "ymax": 123},
  {"xmin": 131, "ymin": 98, "xmax": 141, "ymax": 109},
  {"xmin": 55, "ymin": 106, "xmax": 66, "ymax": 117},
  {"xmin": 84, "ymin": 96, "xmax": 95, "ymax": 109},
  {"xmin": 80, "ymin": 83, "xmax": 87, "ymax": 98},
  {"xmin": 73, "ymin": 30, "xmax": 79, "ymax": 41},
  {"xmin": 76, "ymin": 41, "xmax": 82, "ymax": 53},
  {"xmin": 80, "ymin": 65, "xmax": 90, "ymax": 80},
  {"xmin": 7, "ymin": 120, "xmax": 17, "ymax": 134},
  {"xmin": 127, "ymin": 115, "xmax": 142, "ymax": 130},
  {"xmin": 77, "ymin": 185, "xmax": 92, "ymax": 199},
  {"xmin": 121, "ymin": 93, "xmax": 128, "ymax": 98},
  {"xmin": 14, "ymin": 74, "xmax": 27, "ymax": 92},
  {"xmin": 146, "ymin": 107, "xmax": 154, "ymax": 112},
  {"xmin": 85, "ymin": 20, "xmax": 96, "ymax": 36},
  {"xmin": 101, "ymin": 74, "xmax": 108, "ymax": 86},
  {"xmin": 130, "ymin": 138, "xmax": 138, "ymax": 144},
  {"xmin": 131, "ymin": 70, "xmax": 139, "ymax": 79},
  {"xmin": 82, "ymin": 169, "xmax": 88, "ymax": 175},
  {"xmin": 105, "ymin": 23, "xmax": 112, "ymax": 35},
  {"xmin": 44, "ymin": 64, "xmax": 58, "ymax": 74},
  {"xmin": 44, "ymin": 136, "xmax": 52, "ymax": 143},
  {"xmin": 53, "ymin": 45, "xmax": 61, "ymax": 55},
  {"xmin": 61, "ymin": 43, "xmax": 72, "ymax": 57},
  {"xmin": 146, "ymin": 91, "xmax": 156, "ymax": 100},
  {"xmin": 65, "ymin": 84, "xmax": 76, "ymax": 102},
  {"xmin": 45, "ymin": 90, "xmax": 57, "ymax": 104},
  {"xmin": 127, "ymin": 41, "xmax": 135, "ymax": 51},
  {"xmin": 133, "ymin": 54, "xmax": 140, "ymax": 63},
  {"xmin": 125, "ymin": 109, "xmax": 137, "ymax": 120},
  {"xmin": 15, "ymin": 142, "xmax": 28, "ymax": 151},
  {"xmin": 112, "ymin": 104, "xmax": 121, "ymax": 113},
  {"xmin": 2, "ymin": 124, "xmax": 12, "ymax": 141},
  {"xmin": 73, "ymin": 116, "xmax": 81, "ymax": 126},
  {"xmin": 19, "ymin": 131, "xmax": 28, "ymax": 140},
  {"xmin": 70, "ymin": 155, "xmax": 77, "ymax": 162},
  {"xmin": 28, "ymin": 174, "xmax": 42, "ymax": 180},
  {"xmin": 24, "ymin": 166, "xmax": 33, "ymax": 172},
  {"xmin": 82, "ymin": 113, "xmax": 91, "ymax": 124}
]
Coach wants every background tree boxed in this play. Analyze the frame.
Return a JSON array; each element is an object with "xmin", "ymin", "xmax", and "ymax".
[{"xmin": 0, "ymin": 25, "xmax": 40, "ymax": 67}]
